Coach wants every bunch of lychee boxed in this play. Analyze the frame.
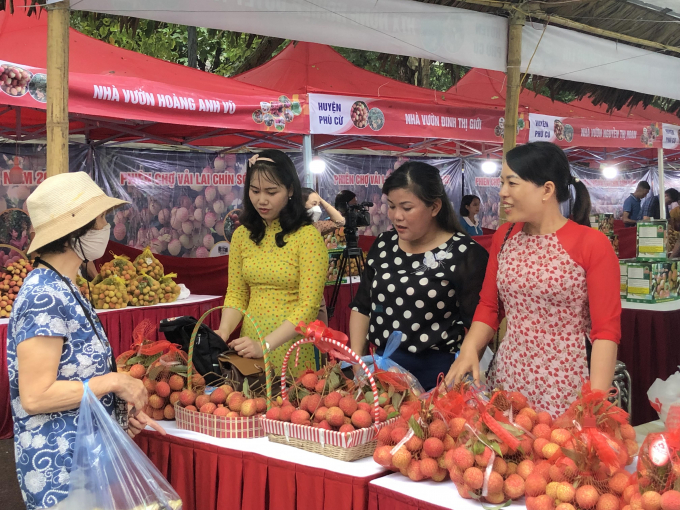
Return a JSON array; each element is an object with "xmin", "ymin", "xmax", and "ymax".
[{"xmin": 175, "ymin": 381, "xmax": 270, "ymax": 418}]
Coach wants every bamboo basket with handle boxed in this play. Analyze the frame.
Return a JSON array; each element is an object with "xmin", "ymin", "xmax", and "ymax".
[
  {"xmin": 260, "ymin": 324, "xmax": 396, "ymax": 461},
  {"xmin": 174, "ymin": 305, "xmax": 272, "ymax": 439}
]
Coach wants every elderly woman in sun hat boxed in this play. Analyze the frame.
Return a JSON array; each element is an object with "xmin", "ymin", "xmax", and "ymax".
[{"xmin": 6, "ymin": 172, "xmax": 165, "ymax": 510}]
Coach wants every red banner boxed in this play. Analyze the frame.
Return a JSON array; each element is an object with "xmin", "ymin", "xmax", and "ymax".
[
  {"xmin": 528, "ymin": 113, "xmax": 670, "ymax": 149},
  {"xmin": 0, "ymin": 60, "xmax": 308, "ymax": 134},
  {"xmin": 308, "ymin": 93, "xmax": 523, "ymax": 143}
]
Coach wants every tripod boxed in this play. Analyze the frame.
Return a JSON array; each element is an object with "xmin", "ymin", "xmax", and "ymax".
[{"xmin": 327, "ymin": 229, "xmax": 365, "ymax": 319}]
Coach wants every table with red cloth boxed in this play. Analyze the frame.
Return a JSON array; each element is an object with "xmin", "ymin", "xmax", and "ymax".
[
  {"xmin": 0, "ymin": 294, "xmax": 223, "ymax": 440},
  {"xmin": 135, "ymin": 421, "xmax": 388, "ymax": 510}
]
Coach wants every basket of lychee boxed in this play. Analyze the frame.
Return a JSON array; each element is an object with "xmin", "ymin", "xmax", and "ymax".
[
  {"xmin": 260, "ymin": 321, "xmax": 399, "ymax": 462},
  {"xmin": 172, "ymin": 306, "xmax": 275, "ymax": 439}
]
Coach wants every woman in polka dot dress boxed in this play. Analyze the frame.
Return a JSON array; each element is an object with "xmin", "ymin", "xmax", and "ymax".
[
  {"xmin": 217, "ymin": 150, "xmax": 327, "ymax": 375},
  {"xmin": 350, "ymin": 162, "xmax": 488, "ymax": 390},
  {"xmin": 446, "ymin": 142, "xmax": 621, "ymax": 419}
]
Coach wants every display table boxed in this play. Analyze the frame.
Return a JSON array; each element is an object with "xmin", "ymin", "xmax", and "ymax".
[
  {"xmin": 619, "ymin": 299, "xmax": 680, "ymax": 425},
  {"xmin": 367, "ymin": 421, "xmax": 661, "ymax": 510},
  {"xmin": 135, "ymin": 421, "xmax": 388, "ymax": 510},
  {"xmin": 0, "ymin": 294, "xmax": 222, "ymax": 440}
]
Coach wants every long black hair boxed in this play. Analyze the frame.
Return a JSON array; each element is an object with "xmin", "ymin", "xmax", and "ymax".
[
  {"xmin": 382, "ymin": 162, "xmax": 463, "ymax": 234},
  {"xmin": 240, "ymin": 150, "xmax": 311, "ymax": 247},
  {"xmin": 459, "ymin": 195, "xmax": 480, "ymax": 219},
  {"xmin": 506, "ymin": 142, "xmax": 591, "ymax": 226}
]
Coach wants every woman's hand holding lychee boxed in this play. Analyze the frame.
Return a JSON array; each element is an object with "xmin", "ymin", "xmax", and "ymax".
[
  {"xmin": 114, "ymin": 373, "xmax": 148, "ymax": 412},
  {"xmin": 444, "ymin": 344, "xmax": 481, "ymax": 388},
  {"xmin": 229, "ymin": 336, "xmax": 263, "ymax": 358}
]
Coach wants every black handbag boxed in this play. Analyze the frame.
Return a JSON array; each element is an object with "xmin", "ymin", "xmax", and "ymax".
[{"xmin": 159, "ymin": 316, "xmax": 228, "ymax": 385}]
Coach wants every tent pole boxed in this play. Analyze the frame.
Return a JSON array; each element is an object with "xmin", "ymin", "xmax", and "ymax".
[
  {"xmin": 500, "ymin": 10, "xmax": 524, "ymax": 223},
  {"xmin": 659, "ymin": 148, "xmax": 666, "ymax": 220},
  {"xmin": 46, "ymin": 0, "xmax": 70, "ymax": 177},
  {"xmin": 302, "ymin": 134, "xmax": 313, "ymax": 188}
]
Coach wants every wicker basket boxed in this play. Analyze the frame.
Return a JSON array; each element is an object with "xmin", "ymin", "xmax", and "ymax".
[
  {"xmin": 260, "ymin": 324, "xmax": 393, "ymax": 461},
  {"xmin": 176, "ymin": 306, "xmax": 272, "ymax": 439}
]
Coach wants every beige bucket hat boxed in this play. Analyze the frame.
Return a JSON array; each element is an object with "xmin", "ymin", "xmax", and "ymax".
[{"xmin": 26, "ymin": 172, "xmax": 128, "ymax": 255}]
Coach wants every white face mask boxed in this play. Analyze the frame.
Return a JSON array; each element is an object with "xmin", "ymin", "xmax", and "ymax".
[
  {"xmin": 72, "ymin": 224, "xmax": 111, "ymax": 262},
  {"xmin": 308, "ymin": 205, "xmax": 323, "ymax": 222}
]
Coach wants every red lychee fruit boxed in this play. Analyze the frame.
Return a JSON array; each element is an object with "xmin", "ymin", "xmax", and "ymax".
[
  {"xmin": 609, "ymin": 472, "xmax": 632, "ymax": 495},
  {"xmin": 660, "ymin": 491, "xmax": 680, "ymax": 510},
  {"xmin": 240, "ymin": 399, "xmax": 258, "ymax": 417},
  {"xmin": 266, "ymin": 407, "xmax": 281, "ymax": 420},
  {"xmin": 508, "ymin": 391, "xmax": 528, "ymax": 410},
  {"xmin": 149, "ymin": 394, "xmax": 165, "ymax": 409},
  {"xmin": 625, "ymin": 439, "xmax": 640, "ymax": 457},
  {"xmin": 357, "ymin": 402, "xmax": 372, "ymax": 414},
  {"xmin": 641, "ymin": 492, "xmax": 662, "ymax": 510},
  {"xmin": 391, "ymin": 427, "xmax": 408, "ymax": 444},
  {"xmin": 152, "ymin": 409, "xmax": 164, "ymax": 421},
  {"xmin": 452, "ymin": 447, "xmax": 475, "ymax": 470},
  {"xmin": 457, "ymin": 484, "xmax": 473, "ymax": 499},
  {"xmin": 620, "ymin": 423, "xmax": 636, "ymax": 441},
  {"xmin": 339, "ymin": 423, "xmax": 355, "ymax": 433},
  {"xmin": 623, "ymin": 485, "xmax": 639, "ymax": 504},
  {"xmin": 557, "ymin": 482, "xmax": 575, "ymax": 503},
  {"xmin": 326, "ymin": 407, "xmax": 345, "ymax": 428},
  {"xmin": 520, "ymin": 407, "xmax": 538, "ymax": 424},
  {"xmin": 533, "ymin": 495, "xmax": 555, "ymax": 510},
  {"xmin": 463, "ymin": 467, "xmax": 484, "ymax": 490},
  {"xmin": 515, "ymin": 414, "xmax": 534, "ymax": 432},
  {"xmin": 420, "ymin": 457, "xmax": 439, "ymax": 479},
  {"xmin": 373, "ymin": 445, "xmax": 393, "ymax": 467},
  {"xmin": 576, "ymin": 485, "xmax": 600, "ymax": 509},
  {"xmin": 168, "ymin": 374, "xmax": 185, "ymax": 391},
  {"xmin": 220, "ymin": 384, "xmax": 234, "ymax": 397},
  {"xmin": 314, "ymin": 379, "xmax": 326, "ymax": 394},
  {"xmin": 255, "ymin": 397, "xmax": 267, "ymax": 414},
  {"xmin": 517, "ymin": 459, "xmax": 535, "ymax": 480},
  {"xmin": 305, "ymin": 394, "xmax": 322, "ymax": 414},
  {"xmin": 226, "ymin": 411, "xmax": 240, "ymax": 418},
  {"xmin": 551, "ymin": 428, "xmax": 571, "ymax": 446},
  {"xmin": 536, "ymin": 412, "xmax": 552, "ymax": 426},
  {"xmin": 493, "ymin": 457, "xmax": 507, "ymax": 476},
  {"xmin": 507, "ymin": 462, "xmax": 518, "ymax": 476},
  {"xmin": 391, "ymin": 447, "xmax": 412, "ymax": 470},
  {"xmin": 324, "ymin": 391, "xmax": 341, "ymax": 408},
  {"xmin": 504, "ymin": 474, "xmax": 526, "ymax": 500},
  {"xmin": 431, "ymin": 468, "xmax": 447, "ymax": 482},
  {"xmin": 557, "ymin": 457, "xmax": 578, "ymax": 480},
  {"xmin": 228, "ymin": 393, "xmax": 246, "ymax": 413},
  {"xmin": 291, "ymin": 409, "xmax": 311, "ymax": 425},
  {"xmin": 598, "ymin": 493, "xmax": 620, "ymax": 510},
  {"xmin": 475, "ymin": 446, "xmax": 493, "ymax": 467},
  {"xmin": 185, "ymin": 405, "xmax": 197, "ymax": 412},
  {"xmin": 377, "ymin": 425, "xmax": 394, "ymax": 445},
  {"xmin": 278, "ymin": 404, "xmax": 295, "ymax": 422},
  {"xmin": 195, "ymin": 394, "xmax": 211, "ymax": 410},
  {"xmin": 423, "ymin": 437, "xmax": 444, "ymax": 458},
  {"xmin": 191, "ymin": 374, "xmax": 205, "ymax": 388},
  {"xmin": 351, "ymin": 410, "xmax": 372, "ymax": 429},
  {"xmin": 442, "ymin": 434, "xmax": 455, "ymax": 451},
  {"xmin": 546, "ymin": 481, "xmax": 561, "ymax": 499},
  {"xmin": 143, "ymin": 377, "xmax": 156, "ymax": 394},
  {"xmin": 317, "ymin": 420, "xmax": 332, "ymax": 431},
  {"xmin": 163, "ymin": 404, "xmax": 175, "ymax": 420},
  {"xmin": 549, "ymin": 464, "xmax": 567, "ymax": 482},
  {"xmin": 542, "ymin": 442, "xmax": 561, "ymax": 460},
  {"xmin": 339, "ymin": 396, "xmax": 358, "ymax": 417},
  {"xmin": 405, "ymin": 436, "xmax": 423, "ymax": 453},
  {"xmin": 210, "ymin": 388, "xmax": 227, "ymax": 405},
  {"xmin": 428, "ymin": 419, "xmax": 448, "ymax": 439},
  {"xmin": 314, "ymin": 406, "xmax": 328, "ymax": 423},
  {"xmin": 533, "ymin": 438, "xmax": 550, "ymax": 458},
  {"xmin": 448, "ymin": 417, "xmax": 467, "ymax": 438},
  {"xmin": 129, "ymin": 364, "xmax": 146, "ymax": 379},
  {"xmin": 300, "ymin": 372, "xmax": 318, "ymax": 390},
  {"xmin": 488, "ymin": 471, "xmax": 504, "ymax": 494},
  {"xmin": 213, "ymin": 407, "xmax": 229, "ymax": 417},
  {"xmin": 169, "ymin": 391, "xmax": 181, "ymax": 406},
  {"xmin": 200, "ymin": 403, "xmax": 217, "ymax": 414},
  {"xmin": 557, "ymin": 505, "xmax": 576, "ymax": 510},
  {"xmin": 534, "ymin": 461, "xmax": 551, "ymax": 482},
  {"xmin": 525, "ymin": 474, "xmax": 548, "ymax": 497},
  {"xmin": 486, "ymin": 492, "xmax": 506, "ymax": 505},
  {"xmin": 533, "ymin": 424, "xmax": 552, "ymax": 440},
  {"xmin": 407, "ymin": 460, "xmax": 424, "ymax": 481},
  {"xmin": 449, "ymin": 465, "xmax": 464, "ymax": 484}
]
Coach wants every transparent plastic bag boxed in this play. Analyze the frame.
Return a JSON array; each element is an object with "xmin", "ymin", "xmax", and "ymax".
[
  {"xmin": 342, "ymin": 331, "xmax": 426, "ymax": 395},
  {"xmin": 648, "ymin": 368, "xmax": 680, "ymax": 423},
  {"xmin": 59, "ymin": 382, "xmax": 182, "ymax": 510}
]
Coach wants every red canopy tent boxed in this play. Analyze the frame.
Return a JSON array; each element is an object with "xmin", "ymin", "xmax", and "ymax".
[
  {"xmin": 448, "ymin": 69, "xmax": 680, "ymax": 166},
  {"xmin": 0, "ymin": 10, "xmax": 307, "ymax": 151}
]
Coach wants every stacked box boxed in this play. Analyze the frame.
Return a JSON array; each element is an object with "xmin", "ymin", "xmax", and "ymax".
[
  {"xmin": 619, "ymin": 259, "xmax": 634, "ymax": 298},
  {"xmin": 626, "ymin": 260, "xmax": 680, "ymax": 303},
  {"xmin": 326, "ymin": 249, "xmax": 344, "ymax": 285},
  {"xmin": 637, "ymin": 220, "xmax": 667, "ymax": 260}
]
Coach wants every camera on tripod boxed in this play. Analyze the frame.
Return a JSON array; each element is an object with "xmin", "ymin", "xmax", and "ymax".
[{"xmin": 344, "ymin": 202, "xmax": 373, "ymax": 238}]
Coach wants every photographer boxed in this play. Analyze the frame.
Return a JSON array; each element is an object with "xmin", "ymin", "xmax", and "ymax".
[
  {"xmin": 335, "ymin": 190, "xmax": 358, "ymax": 216},
  {"xmin": 349, "ymin": 163, "xmax": 488, "ymax": 390}
]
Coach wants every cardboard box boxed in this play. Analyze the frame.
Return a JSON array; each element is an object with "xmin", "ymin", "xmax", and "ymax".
[
  {"xmin": 619, "ymin": 259, "xmax": 634, "ymax": 299},
  {"xmin": 325, "ymin": 249, "xmax": 364, "ymax": 286},
  {"xmin": 637, "ymin": 220, "xmax": 667, "ymax": 260},
  {"xmin": 626, "ymin": 260, "xmax": 680, "ymax": 303},
  {"xmin": 598, "ymin": 214, "xmax": 615, "ymax": 235}
]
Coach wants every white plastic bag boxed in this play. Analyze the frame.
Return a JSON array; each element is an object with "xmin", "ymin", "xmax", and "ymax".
[
  {"xmin": 647, "ymin": 368, "xmax": 680, "ymax": 423},
  {"xmin": 59, "ymin": 382, "xmax": 182, "ymax": 510},
  {"xmin": 177, "ymin": 283, "xmax": 190, "ymax": 301}
]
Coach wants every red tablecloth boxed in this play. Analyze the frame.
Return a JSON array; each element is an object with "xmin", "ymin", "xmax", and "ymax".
[
  {"xmin": 0, "ymin": 295, "xmax": 223, "ymax": 440},
  {"xmin": 135, "ymin": 428, "xmax": 387, "ymax": 510},
  {"xmin": 620, "ymin": 304, "xmax": 680, "ymax": 425},
  {"xmin": 368, "ymin": 484, "xmax": 447, "ymax": 510}
]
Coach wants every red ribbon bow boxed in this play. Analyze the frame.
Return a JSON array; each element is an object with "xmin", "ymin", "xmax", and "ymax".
[{"xmin": 295, "ymin": 320, "xmax": 352, "ymax": 362}]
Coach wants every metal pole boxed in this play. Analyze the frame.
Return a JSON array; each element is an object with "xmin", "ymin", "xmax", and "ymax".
[
  {"xmin": 500, "ymin": 10, "xmax": 525, "ymax": 222},
  {"xmin": 659, "ymin": 147, "xmax": 666, "ymax": 220},
  {"xmin": 46, "ymin": 0, "xmax": 70, "ymax": 177},
  {"xmin": 302, "ymin": 134, "xmax": 313, "ymax": 188}
]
